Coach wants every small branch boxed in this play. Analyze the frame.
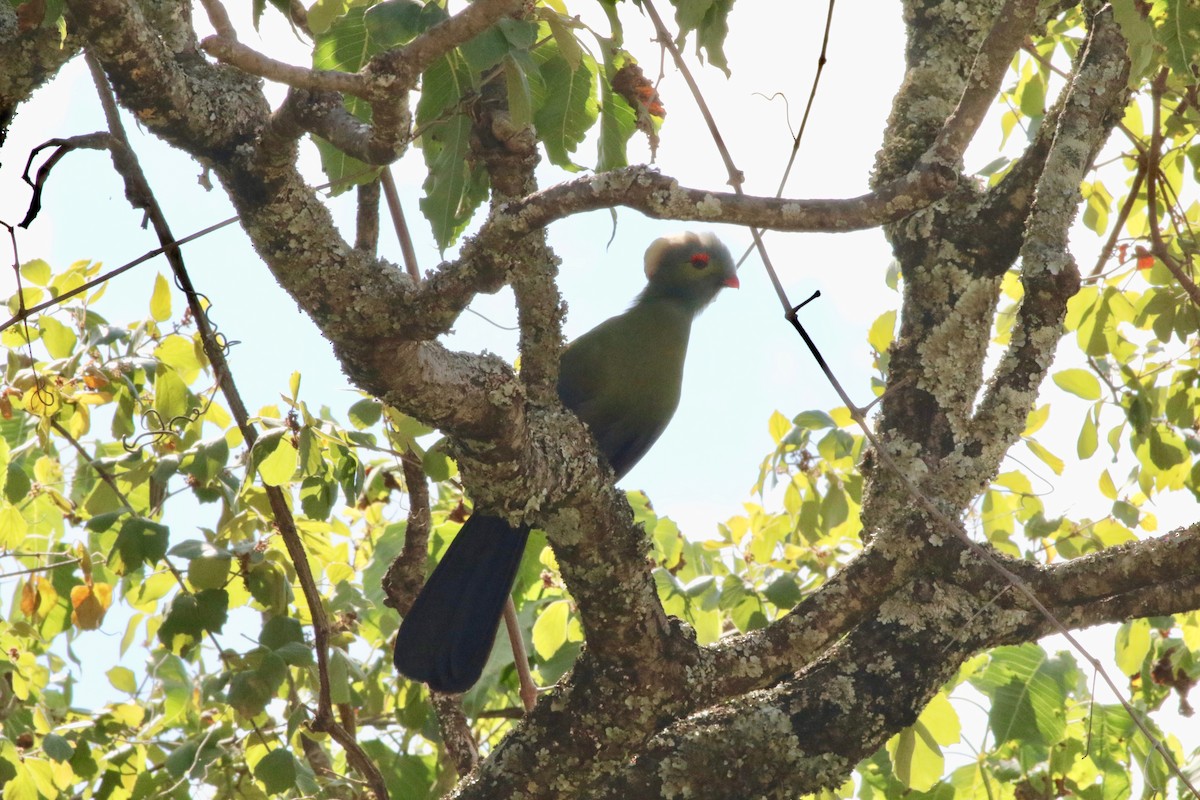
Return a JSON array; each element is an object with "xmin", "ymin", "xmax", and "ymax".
[
  {"xmin": 355, "ymin": 178, "xmax": 381, "ymax": 254},
  {"xmin": 18, "ymin": 133, "xmax": 111, "ymax": 227},
  {"xmin": 503, "ymin": 598, "xmax": 537, "ymax": 713},
  {"xmin": 773, "ymin": 0, "xmax": 836, "ymax": 198},
  {"xmin": 382, "ymin": 455, "xmax": 433, "ymax": 615},
  {"xmin": 1145, "ymin": 71, "xmax": 1200, "ymax": 308},
  {"xmin": 365, "ymin": 0, "xmax": 524, "ymax": 89},
  {"xmin": 380, "ymin": 168, "xmax": 420, "ymax": 281},
  {"xmin": 195, "ymin": 0, "xmax": 235, "ymax": 39},
  {"xmin": 0, "ymin": 558, "xmax": 82, "ymax": 580},
  {"xmin": 52, "ymin": 420, "xmax": 134, "ymax": 513},
  {"xmin": 496, "ymin": 164, "xmax": 956, "ymax": 235},
  {"xmin": 201, "ymin": 35, "xmax": 371, "ymax": 98},
  {"xmin": 431, "ymin": 691, "xmax": 479, "ymax": 776},
  {"xmin": 1088, "ymin": 158, "xmax": 1145, "ymax": 279}
]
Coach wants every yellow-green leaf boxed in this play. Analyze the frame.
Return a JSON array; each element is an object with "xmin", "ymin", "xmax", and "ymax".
[
  {"xmin": 154, "ymin": 367, "xmax": 189, "ymax": 423},
  {"xmin": 768, "ymin": 410, "xmax": 790, "ymax": 444},
  {"xmin": 868, "ymin": 310, "xmax": 897, "ymax": 354},
  {"xmin": 1053, "ymin": 368, "xmax": 1101, "ymax": 400},
  {"xmin": 1022, "ymin": 404, "xmax": 1050, "ymax": 436},
  {"xmin": 1024, "ymin": 438, "xmax": 1064, "ymax": 475},
  {"xmin": 256, "ymin": 430, "xmax": 298, "ymax": 487},
  {"xmin": 38, "ymin": 316, "xmax": 76, "ymax": 359},
  {"xmin": 1114, "ymin": 618, "xmax": 1150, "ymax": 676},
  {"xmin": 532, "ymin": 599, "xmax": 570, "ymax": 660},
  {"xmin": 107, "ymin": 666, "xmax": 138, "ymax": 694},
  {"xmin": 1077, "ymin": 407, "xmax": 1098, "ymax": 459},
  {"xmin": 150, "ymin": 273, "xmax": 172, "ymax": 322},
  {"xmin": 20, "ymin": 259, "xmax": 52, "ymax": 286},
  {"xmin": 0, "ymin": 503, "xmax": 28, "ymax": 548}
]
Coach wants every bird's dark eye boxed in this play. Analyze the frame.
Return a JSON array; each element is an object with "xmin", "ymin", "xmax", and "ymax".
[{"xmin": 690, "ymin": 252, "xmax": 710, "ymax": 269}]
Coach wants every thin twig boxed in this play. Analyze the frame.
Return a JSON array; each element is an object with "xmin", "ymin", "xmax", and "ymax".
[
  {"xmin": 774, "ymin": 0, "xmax": 836, "ymax": 198},
  {"xmin": 0, "ymin": 558, "xmax": 82, "ymax": 580},
  {"xmin": 503, "ymin": 597, "xmax": 537, "ymax": 712},
  {"xmin": 380, "ymin": 168, "xmax": 421, "ymax": 281},
  {"xmin": 1088, "ymin": 158, "xmax": 1145, "ymax": 279}
]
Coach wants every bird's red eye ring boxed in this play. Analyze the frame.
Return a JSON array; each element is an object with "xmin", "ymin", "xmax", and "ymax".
[{"xmin": 690, "ymin": 252, "xmax": 710, "ymax": 269}]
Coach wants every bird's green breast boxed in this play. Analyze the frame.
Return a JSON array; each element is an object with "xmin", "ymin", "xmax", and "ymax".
[{"xmin": 557, "ymin": 299, "xmax": 694, "ymax": 478}]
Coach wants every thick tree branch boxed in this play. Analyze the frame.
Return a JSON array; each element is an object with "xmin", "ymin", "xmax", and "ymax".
[
  {"xmin": 1041, "ymin": 521, "xmax": 1200, "ymax": 610},
  {"xmin": 702, "ymin": 534, "xmax": 920, "ymax": 697},
  {"xmin": 201, "ymin": 34, "xmax": 370, "ymax": 96},
  {"xmin": 966, "ymin": 7, "xmax": 1130, "ymax": 465},
  {"xmin": 496, "ymin": 163, "xmax": 957, "ymax": 234},
  {"xmin": 0, "ymin": 7, "xmax": 81, "ymax": 146}
]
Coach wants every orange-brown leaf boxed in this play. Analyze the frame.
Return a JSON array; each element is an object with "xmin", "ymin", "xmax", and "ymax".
[{"xmin": 70, "ymin": 582, "xmax": 112, "ymax": 630}]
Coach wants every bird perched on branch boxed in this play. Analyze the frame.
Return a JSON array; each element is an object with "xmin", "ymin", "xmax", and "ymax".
[{"xmin": 394, "ymin": 232, "xmax": 739, "ymax": 693}]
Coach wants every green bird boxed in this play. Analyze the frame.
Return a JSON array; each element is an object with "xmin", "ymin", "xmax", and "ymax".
[{"xmin": 394, "ymin": 232, "xmax": 738, "ymax": 693}]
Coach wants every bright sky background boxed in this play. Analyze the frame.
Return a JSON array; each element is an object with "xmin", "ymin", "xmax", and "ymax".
[{"xmin": 2, "ymin": 0, "xmax": 1197, "ymax": 773}]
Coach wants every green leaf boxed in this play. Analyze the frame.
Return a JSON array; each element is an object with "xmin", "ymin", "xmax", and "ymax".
[
  {"xmin": 419, "ymin": 111, "xmax": 488, "ymax": 249},
  {"xmin": 886, "ymin": 721, "xmax": 943, "ymax": 792},
  {"xmin": 42, "ymin": 733, "xmax": 73, "ymax": 762},
  {"xmin": 149, "ymin": 273, "xmax": 171, "ymax": 322},
  {"xmin": 260, "ymin": 616, "xmax": 305, "ymax": 650},
  {"xmin": 534, "ymin": 49, "xmax": 598, "ymax": 170},
  {"xmin": 794, "ymin": 410, "xmax": 836, "ymax": 430},
  {"xmin": 188, "ymin": 556, "xmax": 231, "ymax": 590},
  {"xmin": 347, "ymin": 398, "xmax": 382, "ymax": 429},
  {"xmin": 328, "ymin": 649, "xmax": 353, "ymax": 704},
  {"xmin": 1157, "ymin": 0, "xmax": 1200, "ymax": 78},
  {"xmin": 1112, "ymin": 0, "xmax": 1157, "ymax": 80},
  {"xmin": 111, "ymin": 517, "xmax": 170, "ymax": 574},
  {"xmin": 157, "ymin": 590, "xmax": 229, "ymax": 652},
  {"xmin": 597, "ymin": 50, "xmax": 637, "ymax": 172},
  {"xmin": 1147, "ymin": 426, "xmax": 1188, "ymax": 469},
  {"xmin": 255, "ymin": 749, "xmax": 297, "ymax": 794},
  {"xmin": 504, "ymin": 54, "xmax": 534, "ymax": 130},
  {"xmin": 532, "ymin": 599, "xmax": 570, "ymax": 660},
  {"xmin": 673, "ymin": 0, "xmax": 733, "ymax": 76},
  {"xmin": 768, "ymin": 410, "xmax": 790, "ymax": 444},
  {"xmin": 362, "ymin": 0, "xmax": 428, "ymax": 48},
  {"xmin": 0, "ymin": 503, "xmax": 28, "ymax": 548},
  {"xmin": 718, "ymin": 576, "xmax": 766, "ymax": 632},
  {"xmin": 312, "ymin": 8, "xmax": 386, "ymax": 193},
  {"xmin": 460, "ymin": 26, "xmax": 510, "ymax": 73},
  {"xmin": 228, "ymin": 651, "xmax": 287, "ymax": 717},
  {"xmin": 182, "ymin": 436, "xmax": 230, "ymax": 485},
  {"xmin": 544, "ymin": 11, "xmax": 583, "ymax": 70},
  {"xmin": 300, "ymin": 475, "xmax": 337, "ymax": 520},
  {"xmin": 762, "ymin": 573, "xmax": 803, "ymax": 610},
  {"xmin": 972, "ymin": 645, "xmax": 1073, "ymax": 748},
  {"xmin": 1052, "ymin": 368, "xmax": 1102, "ymax": 400}
]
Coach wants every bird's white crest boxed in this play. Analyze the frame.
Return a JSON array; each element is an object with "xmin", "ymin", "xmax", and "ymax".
[{"xmin": 644, "ymin": 232, "xmax": 720, "ymax": 279}]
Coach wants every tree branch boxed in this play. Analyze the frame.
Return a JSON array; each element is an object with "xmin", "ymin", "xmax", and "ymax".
[
  {"xmin": 496, "ymin": 164, "xmax": 957, "ymax": 234},
  {"xmin": 965, "ymin": 6, "xmax": 1130, "ymax": 469}
]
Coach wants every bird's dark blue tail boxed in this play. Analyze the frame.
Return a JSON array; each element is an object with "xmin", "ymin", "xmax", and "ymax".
[{"xmin": 393, "ymin": 514, "xmax": 530, "ymax": 693}]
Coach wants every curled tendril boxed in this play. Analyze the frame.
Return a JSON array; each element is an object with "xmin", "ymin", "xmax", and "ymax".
[{"xmin": 121, "ymin": 384, "xmax": 220, "ymax": 453}]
